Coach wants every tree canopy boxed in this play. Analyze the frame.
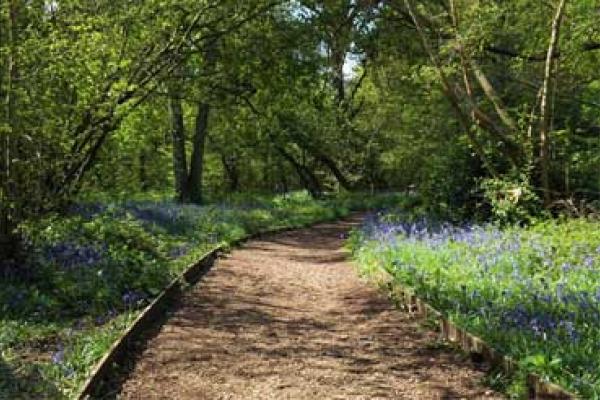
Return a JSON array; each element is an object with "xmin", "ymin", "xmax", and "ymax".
[{"xmin": 1, "ymin": 0, "xmax": 599, "ymax": 254}]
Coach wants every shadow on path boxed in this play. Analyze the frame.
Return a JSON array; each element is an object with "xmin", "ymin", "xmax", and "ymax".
[{"xmin": 112, "ymin": 217, "xmax": 502, "ymax": 399}]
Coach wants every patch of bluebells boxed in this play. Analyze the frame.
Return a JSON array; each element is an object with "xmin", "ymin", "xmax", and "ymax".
[
  {"xmin": 70, "ymin": 200, "xmax": 216, "ymax": 236},
  {"xmin": 121, "ymin": 290, "xmax": 147, "ymax": 308},
  {"xmin": 120, "ymin": 201, "xmax": 213, "ymax": 237},
  {"xmin": 168, "ymin": 244, "xmax": 191, "ymax": 259},
  {"xmin": 44, "ymin": 242, "xmax": 107, "ymax": 270},
  {"xmin": 51, "ymin": 343, "xmax": 75, "ymax": 378},
  {"xmin": 124, "ymin": 201, "xmax": 183, "ymax": 226},
  {"xmin": 51, "ymin": 344, "xmax": 65, "ymax": 364},
  {"xmin": 360, "ymin": 210, "xmax": 506, "ymax": 250},
  {"xmin": 495, "ymin": 298, "xmax": 587, "ymax": 343},
  {"xmin": 93, "ymin": 308, "xmax": 118, "ymax": 326},
  {"xmin": 361, "ymin": 211, "xmax": 431, "ymax": 241},
  {"xmin": 68, "ymin": 202, "xmax": 107, "ymax": 220},
  {"xmin": 354, "ymin": 212, "xmax": 600, "ymax": 394},
  {"xmin": 12, "ymin": 197, "xmax": 306, "ymax": 321}
]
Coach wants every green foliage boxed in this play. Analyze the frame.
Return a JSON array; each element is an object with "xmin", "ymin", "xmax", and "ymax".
[
  {"xmin": 1, "ymin": 0, "xmax": 599, "ymax": 243},
  {"xmin": 352, "ymin": 211, "xmax": 600, "ymax": 397},
  {"xmin": 0, "ymin": 192, "xmax": 397, "ymax": 398},
  {"xmin": 16, "ymin": 215, "xmax": 167, "ymax": 318},
  {"xmin": 480, "ymin": 175, "xmax": 542, "ymax": 225},
  {"xmin": 357, "ymin": 0, "xmax": 600, "ymax": 215},
  {"xmin": 1, "ymin": 0, "xmax": 600, "ymax": 395}
]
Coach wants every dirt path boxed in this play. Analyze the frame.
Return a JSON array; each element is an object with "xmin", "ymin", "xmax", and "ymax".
[{"xmin": 118, "ymin": 216, "xmax": 502, "ymax": 399}]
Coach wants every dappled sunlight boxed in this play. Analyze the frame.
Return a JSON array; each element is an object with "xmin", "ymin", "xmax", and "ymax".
[{"xmin": 118, "ymin": 219, "xmax": 500, "ymax": 399}]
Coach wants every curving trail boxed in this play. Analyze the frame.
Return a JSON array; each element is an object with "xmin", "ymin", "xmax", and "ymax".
[{"xmin": 118, "ymin": 216, "xmax": 503, "ymax": 399}]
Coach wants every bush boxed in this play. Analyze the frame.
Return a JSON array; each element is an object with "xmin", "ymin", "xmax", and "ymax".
[{"xmin": 480, "ymin": 175, "xmax": 542, "ymax": 225}]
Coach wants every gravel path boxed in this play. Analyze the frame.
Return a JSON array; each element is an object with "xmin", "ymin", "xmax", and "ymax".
[{"xmin": 118, "ymin": 216, "xmax": 503, "ymax": 399}]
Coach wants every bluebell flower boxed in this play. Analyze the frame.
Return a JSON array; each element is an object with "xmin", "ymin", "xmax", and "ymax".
[
  {"xmin": 51, "ymin": 346, "xmax": 65, "ymax": 364},
  {"xmin": 561, "ymin": 263, "xmax": 573, "ymax": 273},
  {"xmin": 169, "ymin": 244, "xmax": 190, "ymax": 259},
  {"xmin": 45, "ymin": 242, "xmax": 105, "ymax": 270},
  {"xmin": 68, "ymin": 202, "xmax": 106, "ymax": 219},
  {"xmin": 556, "ymin": 283, "xmax": 565, "ymax": 301},
  {"xmin": 122, "ymin": 290, "xmax": 146, "ymax": 307}
]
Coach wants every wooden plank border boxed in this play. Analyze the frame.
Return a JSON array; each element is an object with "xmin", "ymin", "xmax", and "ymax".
[
  {"xmin": 76, "ymin": 246, "xmax": 222, "ymax": 399},
  {"xmin": 386, "ymin": 281, "xmax": 578, "ymax": 399},
  {"xmin": 75, "ymin": 215, "xmax": 353, "ymax": 399}
]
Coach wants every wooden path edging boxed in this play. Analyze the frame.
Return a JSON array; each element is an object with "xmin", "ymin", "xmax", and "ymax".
[
  {"xmin": 76, "ymin": 215, "xmax": 349, "ymax": 400},
  {"xmin": 386, "ymin": 280, "xmax": 579, "ymax": 399},
  {"xmin": 76, "ymin": 247, "xmax": 221, "ymax": 399}
]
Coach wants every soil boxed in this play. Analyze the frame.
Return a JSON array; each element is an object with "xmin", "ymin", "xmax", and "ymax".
[{"xmin": 118, "ymin": 216, "xmax": 503, "ymax": 399}]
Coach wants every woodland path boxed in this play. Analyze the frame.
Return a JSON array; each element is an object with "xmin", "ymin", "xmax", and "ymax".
[{"xmin": 118, "ymin": 216, "xmax": 503, "ymax": 399}]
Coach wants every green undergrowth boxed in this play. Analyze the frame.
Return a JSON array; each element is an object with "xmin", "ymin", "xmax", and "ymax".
[
  {"xmin": 350, "ymin": 210, "xmax": 600, "ymax": 398},
  {"xmin": 1, "ymin": 191, "xmax": 402, "ymax": 399}
]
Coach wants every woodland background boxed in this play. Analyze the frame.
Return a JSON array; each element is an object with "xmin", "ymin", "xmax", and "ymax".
[{"xmin": 1, "ymin": 0, "xmax": 599, "ymax": 254}]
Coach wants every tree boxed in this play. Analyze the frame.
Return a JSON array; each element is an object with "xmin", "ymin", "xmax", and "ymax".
[{"xmin": 0, "ymin": 0, "xmax": 282, "ymax": 258}]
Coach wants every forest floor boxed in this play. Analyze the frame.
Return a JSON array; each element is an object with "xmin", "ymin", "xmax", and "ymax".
[{"xmin": 116, "ymin": 215, "xmax": 502, "ymax": 399}]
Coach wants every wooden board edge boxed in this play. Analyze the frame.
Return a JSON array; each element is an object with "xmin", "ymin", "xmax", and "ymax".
[{"xmin": 382, "ymin": 273, "xmax": 578, "ymax": 399}]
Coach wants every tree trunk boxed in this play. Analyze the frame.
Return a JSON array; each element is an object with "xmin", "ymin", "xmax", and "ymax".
[
  {"xmin": 526, "ymin": 87, "xmax": 544, "ymax": 168},
  {"xmin": 471, "ymin": 61, "xmax": 518, "ymax": 132},
  {"xmin": 282, "ymin": 122, "xmax": 353, "ymax": 191},
  {"xmin": 186, "ymin": 39, "xmax": 217, "ymax": 204},
  {"xmin": 539, "ymin": 0, "xmax": 567, "ymax": 206},
  {"xmin": 450, "ymin": 1, "xmax": 521, "ymax": 169},
  {"xmin": 168, "ymin": 88, "xmax": 188, "ymax": 202},
  {"xmin": 188, "ymin": 102, "xmax": 210, "ymax": 204},
  {"xmin": 221, "ymin": 154, "xmax": 240, "ymax": 192},
  {"xmin": 277, "ymin": 159, "xmax": 288, "ymax": 194},
  {"xmin": 314, "ymin": 152, "xmax": 352, "ymax": 191},
  {"xmin": 332, "ymin": 48, "xmax": 345, "ymax": 105},
  {"xmin": 403, "ymin": 0, "xmax": 499, "ymax": 177},
  {"xmin": 275, "ymin": 145, "xmax": 322, "ymax": 198}
]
